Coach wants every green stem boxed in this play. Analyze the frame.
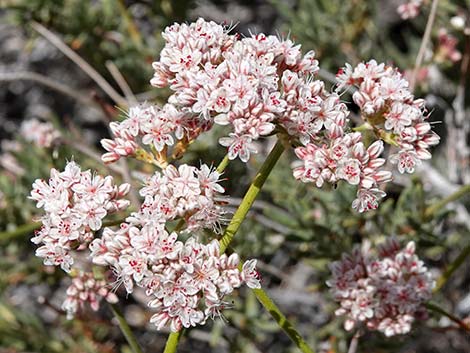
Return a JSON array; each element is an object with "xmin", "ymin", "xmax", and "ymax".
[
  {"xmin": 217, "ymin": 138, "xmax": 315, "ymax": 352},
  {"xmin": 424, "ymin": 184, "xmax": 470, "ymax": 220},
  {"xmin": 216, "ymin": 154, "xmax": 230, "ymax": 174},
  {"xmin": 230, "ymin": 255, "xmax": 315, "ymax": 353},
  {"xmin": 163, "ymin": 330, "xmax": 183, "ymax": 353},
  {"xmin": 425, "ymin": 302, "xmax": 470, "ymax": 331},
  {"xmin": 0, "ymin": 222, "xmax": 41, "ymax": 244},
  {"xmin": 252, "ymin": 286, "xmax": 315, "ymax": 353},
  {"xmin": 110, "ymin": 304, "xmax": 145, "ymax": 353},
  {"xmin": 219, "ymin": 140, "xmax": 285, "ymax": 253},
  {"xmin": 434, "ymin": 244, "xmax": 470, "ymax": 292},
  {"xmin": 219, "ymin": 139, "xmax": 315, "ymax": 352}
]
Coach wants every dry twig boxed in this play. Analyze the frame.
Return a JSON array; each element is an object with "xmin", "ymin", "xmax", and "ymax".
[{"xmin": 31, "ymin": 22, "xmax": 128, "ymax": 107}]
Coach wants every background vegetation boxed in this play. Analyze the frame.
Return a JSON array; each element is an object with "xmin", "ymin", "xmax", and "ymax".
[{"xmin": 0, "ymin": 1, "xmax": 469, "ymax": 352}]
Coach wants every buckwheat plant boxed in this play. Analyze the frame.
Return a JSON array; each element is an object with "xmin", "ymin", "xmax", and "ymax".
[{"xmin": 28, "ymin": 18, "xmax": 442, "ymax": 353}]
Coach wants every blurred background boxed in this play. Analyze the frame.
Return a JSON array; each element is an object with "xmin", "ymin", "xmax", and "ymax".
[{"xmin": 0, "ymin": 1, "xmax": 469, "ymax": 352}]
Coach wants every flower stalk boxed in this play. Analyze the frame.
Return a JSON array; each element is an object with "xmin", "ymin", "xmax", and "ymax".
[
  {"xmin": 425, "ymin": 302, "xmax": 470, "ymax": 332},
  {"xmin": 219, "ymin": 139, "xmax": 316, "ymax": 353},
  {"xmin": 163, "ymin": 330, "xmax": 183, "ymax": 353},
  {"xmin": 251, "ymin": 286, "xmax": 315, "ymax": 353},
  {"xmin": 110, "ymin": 304, "xmax": 145, "ymax": 353},
  {"xmin": 216, "ymin": 154, "xmax": 230, "ymax": 174},
  {"xmin": 219, "ymin": 139, "xmax": 285, "ymax": 253},
  {"xmin": 424, "ymin": 184, "xmax": 470, "ymax": 220},
  {"xmin": 434, "ymin": 244, "xmax": 470, "ymax": 292}
]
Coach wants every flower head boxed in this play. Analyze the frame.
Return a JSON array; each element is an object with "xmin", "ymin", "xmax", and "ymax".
[
  {"xmin": 30, "ymin": 162, "xmax": 130, "ymax": 272},
  {"xmin": 327, "ymin": 238, "xmax": 434, "ymax": 336}
]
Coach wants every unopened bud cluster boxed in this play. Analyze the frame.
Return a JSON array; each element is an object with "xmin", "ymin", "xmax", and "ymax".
[
  {"xmin": 327, "ymin": 238, "xmax": 434, "ymax": 336},
  {"xmin": 62, "ymin": 271, "xmax": 118, "ymax": 319},
  {"xmin": 20, "ymin": 118, "xmax": 61, "ymax": 148}
]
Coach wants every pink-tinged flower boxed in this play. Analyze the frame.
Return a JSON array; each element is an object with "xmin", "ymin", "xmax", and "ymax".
[
  {"xmin": 119, "ymin": 253, "xmax": 147, "ymax": 283},
  {"xmin": 328, "ymin": 238, "xmax": 434, "ymax": 336},
  {"xmin": 72, "ymin": 173, "xmax": 114, "ymax": 203},
  {"xmin": 352, "ymin": 188, "xmax": 386, "ymax": 213},
  {"xmin": 101, "ymin": 121, "xmax": 139, "ymax": 163},
  {"xmin": 62, "ymin": 271, "xmax": 118, "ymax": 319},
  {"xmin": 20, "ymin": 118, "xmax": 61, "ymax": 148},
  {"xmin": 121, "ymin": 103, "xmax": 155, "ymax": 136},
  {"xmin": 165, "ymin": 47, "xmax": 203, "ymax": 73},
  {"xmin": 36, "ymin": 243, "xmax": 74, "ymax": 272},
  {"xmin": 170, "ymin": 165, "xmax": 202, "ymax": 198},
  {"xmin": 337, "ymin": 159, "xmax": 362, "ymax": 185},
  {"xmin": 141, "ymin": 119, "xmax": 175, "ymax": 152},
  {"xmin": 242, "ymin": 259, "xmax": 261, "ymax": 289},
  {"xmin": 384, "ymin": 102, "xmax": 412, "ymax": 133},
  {"xmin": 436, "ymin": 28, "xmax": 462, "ymax": 63},
  {"xmin": 397, "ymin": 0, "xmax": 423, "ymax": 20},
  {"xmin": 219, "ymin": 134, "xmax": 258, "ymax": 162},
  {"xmin": 389, "ymin": 149, "xmax": 421, "ymax": 174},
  {"xmin": 196, "ymin": 164, "xmax": 225, "ymax": 196},
  {"xmin": 208, "ymin": 88, "xmax": 231, "ymax": 114},
  {"xmin": 335, "ymin": 64, "xmax": 355, "ymax": 90}
]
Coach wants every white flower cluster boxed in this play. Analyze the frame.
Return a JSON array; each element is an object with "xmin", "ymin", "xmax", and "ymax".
[
  {"xmin": 102, "ymin": 20, "xmax": 439, "ymax": 213},
  {"xmin": 136, "ymin": 164, "xmax": 226, "ymax": 233},
  {"xmin": 91, "ymin": 226, "xmax": 260, "ymax": 331},
  {"xmin": 20, "ymin": 118, "xmax": 61, "ymax": 148},
  {"xmin": 293, "ymin": 133, "xmax": 392, "ymax": 212},
  {"xmin": 88, "ymin": 163, "xmax": 260, "ymax": 332},
  {"xmin": 102, "ymin": 18, "xmax": 348, "ymax": 163},
  {"xmin": 30, "ymin": 161, "xmax": 130, "ymax": 272},
  {"xmin": 336, "ymin": 60, "xmax": 440, "ymax": 174},
  {"xmin": 101, "ymin": 103, "xmax": 211, "ymax": 164},
  {"xmin": 327, "ymin": 238, "xmax": 434, "ymax": 336}
]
